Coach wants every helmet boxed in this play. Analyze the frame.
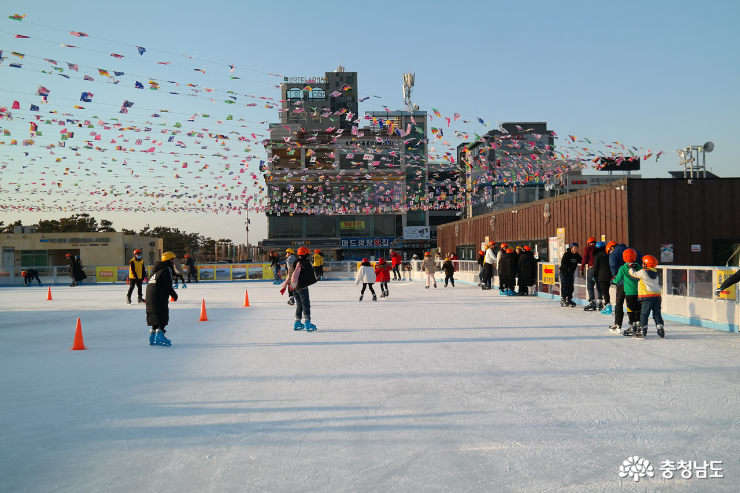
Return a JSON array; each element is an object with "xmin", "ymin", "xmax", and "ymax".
[
  {"xmin": 479, "ymin": 250, "xmax": 484, "ymax": 255},
  {"xmin": 389, "ymin": 249, "xmax": 394, "ymax": 253},
  {"xmin": 269, "ymin": 250, "xmax": 274, "ymax": 254},
  {"xmin": 595, "ymin": 241, "xmax": 605, "ymax": 248},
  {"xmin": 523, "ymin": 246, "xmax": 531, "ymax": 252},
  {"xmin": 444, "ymin": 257, "xmax": 450, "ymax": 260},
  {"xmin": 642, "ymin": 254, "xmax": 658, "ymax": 268},
  {"xmin": 286, "ymin": 248, "xmax": 295, "ymax": 254},
  {"xmin": 297, "ymin": 247, "xmax": 310, "ymax": 256},
  {"xmin": 362, "ymin": 257, "xmax": 370, "ymax": 263},
  {"xmin": 569, "ymin": 242, "xmax": 579, "ymax": 249},
  {"xmin": 133, "ymin": 249, "xmax": 142, "ymax": 255},
  {"xmin": 314, "ymin": 249, "xmax": 321, "ymax": 254},
  {"xmin": 490, "ymin": 241, "xmax": 496, "ymax": 246},
  {"xmin": 21, "ymin": 271, "xmax": 27, "ymax": 277},
  {"xmin": 66, "ymin": 253, "xmax": 72, "ymax": 257},
  {"xmin": 184, "ymin": 254, "xmax": 190, "ymax": 258},
  {"xmin": 605, "ymin": 241, "xmax": 618, "ymax": 253},
  {"xmin": 587, "ymin": 237, "xmax": 597, "ymax": 244},
  {"xmin": 161, "ymin": 252, "xmax": 176, "ymax": 262},
  {"xmin": 378, "ymin": 258, "xmax": 386, "ymax": 264},
  {"xmin": 516, "ymin": 246, "xmax": 523, "ymax": 250},
  {"xmin": 424, "ymin": 252, "xmax": 431, "ymax": 256},
  {"xmin": 501, "ymin": 243, "xmax": 508, "ymax": 249},
  {"xmin": 75, "ymin": 255, "xmax": 80, "ymax": 259},
  {"xmin": 505, "ymin": 248, "xmax": 512, "ymax": 253},
  {"xmin": 622, "ymin": 248, "xmax": 637, "ymax": 263}
]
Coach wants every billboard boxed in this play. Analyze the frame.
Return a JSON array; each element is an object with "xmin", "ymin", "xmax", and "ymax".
[
  {"xmin": 95, "ymin": 266, "xmax": 116, "ymax": 283},
  {"xmin": 596, "ymin": 157, "xmax": 640, "ymax": 171},
  {"xmin": 403, "ymin": 226, "xmax": 430, "ymax": 240},
  {"xmin": 198, "ymin": 265, "xmax": 215, "ymax": 281}
]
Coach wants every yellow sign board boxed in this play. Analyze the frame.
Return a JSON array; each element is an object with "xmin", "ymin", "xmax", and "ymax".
[
  {"xmin": 95, "ymin": 266, "xmax": 116, "ymax": 283},
  {"xmin": 542, "ymin": 263, "xmax": 556, "ymax": 285},
  {"xmin": 341, "ymin": 221, "xmax": 365, "ymax": 230},
  {"xmin": 716, "ymin": 270, "xmax": 737, "ymax": 300},
  {"xmin": 557, "ymin": 228, "xmax": 565, "ymax": 239}
]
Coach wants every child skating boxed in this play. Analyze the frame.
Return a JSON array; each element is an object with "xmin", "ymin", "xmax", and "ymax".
[
  {"xmin": 375, "ymin": 258, "xmax": 392, "ymax": 298},
  {"xmin": 630, "ymin": 255, "xmax": 665, "ymax": 338},
  {"xmin": 441, "ymin": 257, "xmax": 455, "ymax": 287},
  {"xmin": 355, "ymin": 258, "xmax": 377, "ymax": 301},
  {"xmin": 146, "ymin": 252, "xmax": 178, "ymax": 346},
  {"xmin": 21, "ymin": 268, "xmax": 42, "ymax": 287},
  {"xmin": 282, "ymin": 246, "xmax": 317, "ymax": 331}
]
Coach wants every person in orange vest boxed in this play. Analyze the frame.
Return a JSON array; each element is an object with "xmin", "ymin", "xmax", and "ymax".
[{"xmin": 127, "ymin": 249, "xmax": 146, "ymax": 305}]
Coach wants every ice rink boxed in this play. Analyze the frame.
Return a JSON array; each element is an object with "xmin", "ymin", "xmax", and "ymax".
[{"xmin": 1, "ymin": 280, "xmax": 739, "ymax": 492}]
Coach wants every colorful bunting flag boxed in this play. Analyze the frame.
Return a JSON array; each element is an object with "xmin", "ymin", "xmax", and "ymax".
[{"xmin": 69, "ymin": 32, "xmax": 88, "ymax": 37}]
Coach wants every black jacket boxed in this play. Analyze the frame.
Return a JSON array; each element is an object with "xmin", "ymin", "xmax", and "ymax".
[
  {"xmin": 477, "ymin": 254, "xmax": 484, "ymax": 266},
  {"xmin": 441, "ymin": 260, "xmax": 455, "ymax": 276},
  {"xmin": 498, "ymin": 252, "xmax": 518, "ymax": 280},
  {"xmin": 68, "ymin": 258, "xmax": 87, "ymax": 281},
  {"xmin": 591, "ymin": 247, "xmax": 612, "ymax": 282},
  {"xmin": 719, "ymin": 268, "xmax": 740, "ymax": 291},
  {"xmin": 292, "ymin": 256, "xmax": 317, "ymax": 290},
  {"xmin": 185, "ymin": 257, "xmax": 196, "ymax": 273},
  {"xmin": 269, "ymin": 254, "xmax": 279, "ymax": 268},
  {"xmin": 517, "ymin": 251, "xmax": 537, "ymax": 286},
  {"xmin": 560, "ymin": 250, "xmax": 582, "ymax": 275},
  {"xmin": 146, "ymin": 261, "xmax": 178, "ymax": 326}
]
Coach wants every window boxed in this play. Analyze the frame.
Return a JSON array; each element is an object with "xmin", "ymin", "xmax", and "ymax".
[
  {"xmin": 407, "ymin": 211, "xmax": 426, "ymax": 226},
  {"xmin": 347, "ymin": 77, "xmax": 354, "ymax": 83},
  {"xmin": 335, "ymin": 81, "xmax": 339, "ymax": 87},
  {"xmin": 287, "ymin": 87, "xmax": 302, "ymax": 99},
  {"xmin": 306, "ymin": 216, "xmax": 336, "ymax": 237},
  {"xmin": 374, "ymin": 215, "xmax": 396, "ymax": 237},
  {"xmin": 20, "ymin": 250, "xmax": 48, "ymax": 267},
  {"xmin": 270, "ymin": 215, "xmax": 302, "ymax": 237},
  {"xmin": 308, "ymin": 88, "xmax": 326, "ymax": 100}
]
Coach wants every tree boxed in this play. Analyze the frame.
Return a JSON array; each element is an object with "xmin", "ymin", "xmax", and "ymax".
[
  {"xmin": 1, "ymin": 220, "xmax": 22, "ymax": 233},
  {"xmin": 37, "ymin": 214, "xmax": 117, "ymax": 233}
]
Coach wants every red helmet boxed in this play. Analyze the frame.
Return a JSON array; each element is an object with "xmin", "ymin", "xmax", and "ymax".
[
  {"xmin": 587, "ymin": 237, "xmax": 596, "ymax": 244},
  {"xmin": 605, "ymin": 241, "xmax": 618, "ymax": 253},
  {"xmin": 133, "ymin": 249, "xmax": 142, "ymax": 254},
  {"xmin": 21, "ymin": 271, "xmax": 27, "ymax": 277},
  {"xmin": 424, "ymin": 252, "xmax": 431, "ymax": 256},
  {"xmin": 362, "ymin": 257, "xmax": 370, "ymax": 263},
  {"xmin": 378, "ymin": 258, "xmax": 386, "ymax": 264},
  {"xmin": 184, "ymin": 254, "xmax": 190, "ymax": 258},
  {"xmin": 297, "ymin": 246, "xmax": 310, "ymax": 256},
  {"xmin": 642, "ymin": 255, "xmax": 658, "ymax": 268},
  {"xmin": 622, "ymin": 248, "xmax": 637, "ymax": 263},
  {"xmin": 506, "ymin": 248, "xmax": 514, "ymax": 253},
  {"xmin": 314, "ymin": 249, "xmax": 321, "ymax": 254},
  {"xmin": 523, "ymin": 246, "xmax": 531, "ymax": 252},
  {"xmin": 479, "ymin": 250, "xmax": 485, "ymax": 255},
  {"xmin": 501, "ymin": 243, "xmax": 508, "ymax": 249},
  {"xmin": 66, "ymin": 253, "xmax": 72, "ymax": 257}
]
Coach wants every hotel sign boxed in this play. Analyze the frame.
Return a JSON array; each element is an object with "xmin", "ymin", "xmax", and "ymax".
[{"xmin": 284, "ymin": 77, "xmax": 327, "ymax": 83}]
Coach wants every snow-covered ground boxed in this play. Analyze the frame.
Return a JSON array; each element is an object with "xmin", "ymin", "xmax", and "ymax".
[{"xmin": 1, "ymin": 281, "xmax": 739, "ymax": 492}]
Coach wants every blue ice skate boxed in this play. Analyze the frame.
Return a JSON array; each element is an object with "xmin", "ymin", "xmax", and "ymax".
[
  {"xmin": 153, "ymin": 330, "xmax": 171, "ymax": 346},
  {"xmin": 304, "ymin": 320, "xmax": 317, "ymax": 332},
  {"xmin": 600, "ymin": 304, "xmax": 613, "ymax": 315},
  {"xmin": 149, "ymin": 330, "xmax": 156, "ymax": 345},
  {"xmin": 508, "ymin": 290, "xmax": 518, "ymax": 296},
  {"xmin": 294, "ymin": 319, "xmax": 305, "ymax": 331},
  {"xmin": 174, "ymin": 284, "xmax": 178, "ymax": 289},
  {"xmin": 499, "ymin": 288, "xmax": 506, "ymax": 295},
  {"xmin": 182, "ymin": 283, "xmax": 187, "ymax": 289}
]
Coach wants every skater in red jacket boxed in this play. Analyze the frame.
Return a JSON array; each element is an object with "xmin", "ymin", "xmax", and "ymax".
[
  {"xmin": 390, "ymin": 249, "xmax": 403, "ymax": 281},
  {"xmin": 375, "ymin": 258, "xmax": 392, "ymax": 298}
]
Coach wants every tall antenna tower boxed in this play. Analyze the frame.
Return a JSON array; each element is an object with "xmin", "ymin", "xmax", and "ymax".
[{"xmin": 403, "ymin": 72, "xmax": 419, "ymax": 112}]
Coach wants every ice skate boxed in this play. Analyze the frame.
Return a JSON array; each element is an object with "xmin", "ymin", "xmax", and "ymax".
[
  {"xmin": 137, "ymin": 297, "xmax": 145, "ymax": 304},
  {"xmin": 600, "ymin": 304, "xmax": 612, "ymax": 315},
  {"xmin": 508, "ymin": 290, "xmax": 518, "ymax": 296},
  {"xmin": 174, "ymin": 284, "xmax": 178, "ymax": 289},
  {"xmin": 372, "ymin": 294, "xmax": 377, "ymax": 301},
  {"xmin": 623, "ymin": 324, "xmax": 636, "ymax": 337},
  {"xmin": 584, "ymin": 300, "xmax": 598, "ymax": 311},
  {"xmin": 567, "ymin": 299, "xmax": 576, "ymax": 307},
  {"xmin": 444, "ymin": 282, "xmax": 448, "ymax": 287},
  {"xmin": 304, "ymin": 320, "xmax": 317, "ymax": 332},
  {"xmin": 359, "ymin": 294, "xmax": 364, "ymax": 301},
  {"xmin": 608, "ymin": 324, "xmax": 621, "ymax": 334},
  {"xmin": 126, "ymin": 296, "xmax": 132, "ymax": 305},
  {"xmin": 499, "ymin": 288, "xmax": 506, "ymax": 295},
  {"xmin": 153, "ymin": 330, "xmax": 171, "ymax": 346},
  {"xmin": 149, "ymin": 329, "xmax": 156, "ymax": 345},
  {"xmin": 657, "ymin": 324, "xmax": 665, "ymax": 338},
  {"xmin": 451, "ymin": 282, "xmax": 455, "ymax": 288},
  {"xmin": 384, "ymin": 290, "xmax": 389, "ymax": 297},
  {"xmin": 597, "ymin": 300, "xmax": 604, "ymax": 311},
  {"xmin": 560, "ymin": 298, "xmax": 569, "ymax": 307},
  {"xmin": 632, "ymin": 323, "xmax": 645, "ymax": 339},
  {"xmin": 380, "ymin": 292, "xmax": 386, "ymax": 298},
  {"xmin": 433, "ymin": 283, "xmax": 437, "ymax": 288},
  {"xmin": 293, "ymin": 319, "xmax": 305, "ymax": 331},
  {"xmin": 287, "ymin": 298, "xmax": 295, "ymax": 306},
  {"xmin": 425, "ymin": 286, "xmax": 429, "ymax": 289},
  {"xmin": 182, "ymin": 283, "xmax": 187, "ymax": 289}
]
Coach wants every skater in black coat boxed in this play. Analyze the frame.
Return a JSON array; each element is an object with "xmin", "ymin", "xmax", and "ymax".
[
  {"xmin": 592, "ymin": 244, "xmax": 612, "ymax": 305},
  {"xmin": 498, "ymin": 248, "xmax": 519, "ymax": 294},
  {"xmin": 146, "ymin": 252, "xmax": 178, "ymax": 346},
  {"xmin": 517, "ymin": 247, "xmax": 537, "ymax": 295},
  {"xmin": 66, "ymin": 253, "xmax": 86, "ymax": 286}
]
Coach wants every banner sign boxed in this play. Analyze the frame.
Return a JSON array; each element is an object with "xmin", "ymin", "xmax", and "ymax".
[
  {"xmin": 542, "ymin": 264, "xmax": 556, "ymax": 285},
  {"xmin": 197, "ymin": 265, "xmax": 215, "ymax": 281},
  {"xmin": 341, "ymin": 221, "xmax": 365, "ymax": 230},
  {"xmin": 717, "ymin": 270, "xmax": 737, "ymax": 300},
  {"xmin": 340, "ymin": 237, "xmax": 403, "ymax": 249},
  {"xmin": 403, "ymin": 226, "xmax": 430, "ymax": 240},
  {"xmin": 95, "ymin": 266, "xmax": 116, "ymax": 282}
]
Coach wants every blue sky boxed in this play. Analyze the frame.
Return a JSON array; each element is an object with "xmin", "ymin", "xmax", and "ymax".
[{"xmin": 1, "ymin": 0, "xmax": 738, "ymax": 244}]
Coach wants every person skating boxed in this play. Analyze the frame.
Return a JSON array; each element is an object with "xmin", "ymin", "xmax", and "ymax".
[
  {"xmin": 146, "ymin": 252, "xmax": 178, "ymax": 346},
  {"xmin": 172, "ymin": 255, "xmax": 187, "ymax": 289},
  {"xmin": 74, "ymin": 256, "xmax": 87, "ymax": 285},
  {"xmin": 498, "ymin": 248, "xmax": 519, "ymax": 295},
  {"xmin": 282, "ymin": 247, "xmax": 318, "ymax": 331},
  {"xmin": 390, "ymin": 249, "xmax": 403, "ymax": 281},
  {"xmin": 67, "ymin": 253, "xmax": 85, "ymax": 287},
  {"xmin": 580, "ymin": 237, "xmax": 602, "ymax": 310},
  {"xmin": 517, "ymin": 246, "xmax": 537, "ymax": 295},
  {"xmin": 559, "ymin": 243, "xmax": 582, "ymax": 307},
  {"xmin": 127, "ymin": 249, "xmax": 146, "ymax": 304},
  {"xmin": 283, "ymin": 248, "xmax": 297, "ymax": 305},
  {"xmin": 268, "ymin": 251, "xmax": 281, "ymax": 284},
  {"xmin": 184, "ymin": 254, "xmax": 198, "ymax": 283},
  {"xmin": 482, "ymin": 245, "xmax": 496, "ymax": 290},
  {"xmin": 21, "ymin": 268, "xmax": 42, "ymax": 287},
  {"xmin": 591, "ymin": 242, "xmax": 611, "ymax": 313},
  {"xmin": 355, "ymin": 258, "xmax": 377, "ymax": 301},
  {"xmin": 441, "ymin": 257, "xmax": 456, "ymax": 287},
  {"xmin": 375, "ymin": 258, "xmax": 392, "ymax": 297},
  {"xmin": 613, "ymin": 248, "xmax": 643, "ymax": 336},
  {"xmin": 312, "ymin": 249, "xmax": 324, "ymax": 281},
  {"xmin": 421, "ymin": 252, "xmax": 437, "ymax": 289},
  {"xmin": 630, "ymin": 255, "xmax": 664, "ymax": 338},
  {"xmin": 609, "ymin": 242, "xmax": 643, "ymax": 330},
  {"xmin": 476, "ymin": 250, "xmax": 485, "ymax": 286}
]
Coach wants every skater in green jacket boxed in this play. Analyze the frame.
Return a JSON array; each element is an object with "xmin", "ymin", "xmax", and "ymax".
[{"xmin": 611, "ymin": 248, "xmax": 642, "ymax": 336}]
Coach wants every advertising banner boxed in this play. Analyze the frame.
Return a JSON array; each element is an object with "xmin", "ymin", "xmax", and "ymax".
[
  {"xmin": 95, "ymin": 266, "xmax": 116, "ymax": 283},
  {"xmin": 716, "ymin": 270, "xmax": 737, "ymax": 300},
  {"xmin": 215, "ymin": 265, "xmax": 232, "ymax": 281},
  {"xmin": 117, "ymin": 266, "xmax": 130, "ymax": 282},
  {"xmin": 341, "ymin": 221, "xmax": 365, "ymax": 230},
  {"xmin": 403, "ymin": 226, "xmax": 430, "ymax": 240},
  {"xmin": 232, "ymin": 264, "xmax": 247, "ymax": 280},
  {"xmin": 198, "ymin": 265, "xmax": 215, "ymax": 281},
  {"xmin": 341, "ymin": 237, "xmax": 403, "ymax": 249}
]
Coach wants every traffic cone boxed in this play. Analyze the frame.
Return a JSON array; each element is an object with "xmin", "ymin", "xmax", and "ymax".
[
  {"xmin": 199, "ymin": 299, "xmax": 208, "ymax": 321},
  {"xmin": 170, "ymin": 296, "xmax": 175, "ymax": 302},
  {"xmin": 71, "ymin": 318, "xmax": 86, "ymax": 350},
  {"xmin": 243, "ymin": 290, "xmax": 250, "ymax": 307},
  {"xmin": 47, "ymin": 286, "xmax": 52, "ymax": 301}
]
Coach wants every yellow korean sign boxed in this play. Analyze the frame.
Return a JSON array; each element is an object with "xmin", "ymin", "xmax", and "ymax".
[
  {"xmin": 95, "ymin": 266, "xmax": 116, "ymax": 283},
  {"xmin": 716, "ymin": 270, "xmax": 736, "ymax": 300},
  {"xmin": 557, "ymin": 228, "xmax": 565, "ymax": 239},
  {"xmin": 341, "ymin": 221, "xmax": 365, "ymax": 230},
  {"xmin": 542, "ymin": 263, "xmax": 556, "ymax": 285}
]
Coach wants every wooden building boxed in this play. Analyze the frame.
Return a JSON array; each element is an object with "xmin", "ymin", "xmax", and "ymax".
[{"xmin": 438, "ymin": 178, "xmax": 740, "ymax": 267}]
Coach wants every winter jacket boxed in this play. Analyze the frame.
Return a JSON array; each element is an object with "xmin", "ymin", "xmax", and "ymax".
[
  {"xmin": 496, "ymin": 250, "xmax": 504, "ymax": 265},
  {"xmin": 421, "ymin": 258, "xmax": 437, "ymax": 274},
  {"xmin": 129, "ymin": 257, "xmax": 145, "ymax": 280},
  {"xmin": 498, "ymin": 252, "xmax": 518, "ymax": 280},
  {"xmin": 145, "ymin": 261, "xmax": 178, "ymax": 326},
  {"xmin": 269, "ymin": 254, "xmax": 279, "ymax": 268},
  {"xmin": 484, "ymin": 248, "xmax": 496, "ymax": 265},
  {"xmin": 285, "ymin": 254, "xmax": 297, "ymax": 279},
  {"xmin": 290, "ymin": 257, "xmax": 317, "ymax": 290},
  {"xmin": 355, "ymin": 264, "xmax": 377, "ymax": 284},
  {"xmin": 477, "ymin": 254, "xmax": 484, "ymax": 266},
  {"xmin": 517, "ymin": 250, "xmax": 537, "ymax": 286},
  {"xmin": 375, "ymin": 263, "xmax": 392, "ymax": 283},
  {"xmin": 68, "ymin": 258, "xmax": 86, "ymax": 281},
  {"xmin": 630, "ymin": 266, "xmax": 662, "ymax": 300},
  {"xmin": 609, "ymin": 244, "xmax": 643, "ymax": 285},
  {"xmin": 313, "ymin": 253, "xmax": 323, "ymax": 267},
  {"xmin": 441, "ymin": 260, "xmax": 455, "ymax": 277},
  {"xmin": 614, "ymin": 262, "xmax": 640, "ymax": 296},
  {"xmin": 391, "ymin": 253, "xmax": 403, "ymax": 267},
  {"xmin": 591, "ymin": 247, "xmax": 612, "ymax": 282},
  {"xmin": 719, "ymin": 268, "xmax": 740, "ymax": 291},
  {"xmin": 185, "ymin": 257, "xmax": 196, "ymax": 274},
  {"xmin": 580, "ymin": 244, "xmax": 596, "ymax": 272},
  {"xmin": 559, "ymin": 250, "xmax": 582, "ymax": 275},
  {"xmin": 172, "ymin": 258, "xmax": 184, "ymax": 276}
]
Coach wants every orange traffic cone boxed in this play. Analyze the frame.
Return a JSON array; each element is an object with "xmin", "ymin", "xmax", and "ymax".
[
  {"xmin": 243, "ymin": 290, "xmax": 250, "ymax": 307},
  {"xmin": 47, "ymin": 286, "xmax": 53, "ymax": 301},
  {"xmin": 199, "ymin": 299, "xmax": 208, "ymax": 321},
  {"xmin": 170, "ymin": 296, "xmax": 175, "ymax": 302},
  {"xmin": 71, "ymin": 318, "xmax": 86, "ymax": 350}
]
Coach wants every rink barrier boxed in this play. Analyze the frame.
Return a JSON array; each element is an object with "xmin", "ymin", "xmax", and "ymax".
[{"xmin": 3, "ymin": 261, "xmax": 738, "ymax": 333}]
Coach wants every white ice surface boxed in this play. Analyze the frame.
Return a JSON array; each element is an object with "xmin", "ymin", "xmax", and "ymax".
[{"xmin": 1, "ymin": 281, "xmax": 739, "ymax": 492}]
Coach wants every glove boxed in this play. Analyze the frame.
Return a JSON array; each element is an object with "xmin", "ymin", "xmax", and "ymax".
[
  {"xmin": 280, "ymin": 286, "xmax": 286, "ymax": 295},
  {"xmin": 715, "ymin": 288, "xmax": 722, "ymax": 296},
  {"xmin": 172, "ymin": 294, "xmax": 178, "ymax": 302}
]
